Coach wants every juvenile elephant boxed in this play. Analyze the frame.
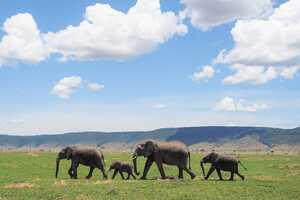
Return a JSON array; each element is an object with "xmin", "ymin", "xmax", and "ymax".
[
  {"xmin": 200, "ymin": 152, "xmax": 247, "ymax": 181},
  {"xmin": 55, "ymin": 146, "xmax": 107, "ymax": 179},
  {"xmin": 132, "ymin": 140, "xmax": 196, "ymax": 180},
  {"xmin": 109, "ymin": 161, "xmax": 136, "ymax": 180}
]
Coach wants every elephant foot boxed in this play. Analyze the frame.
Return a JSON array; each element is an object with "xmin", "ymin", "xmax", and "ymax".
[
  {"xmin": 86, "ymin": 176, "xmax": 92, "ymax": 179},
  {"xmin": 140, "ymin": 176, "xmax": 147, "ymax": 180},
  {"xmin": 191, "ymin": 174, "xmax": 196, "ymax": 180},
  {"xmin": 204, "ymin": 177, "xmax": 208, "ymax": 180}
]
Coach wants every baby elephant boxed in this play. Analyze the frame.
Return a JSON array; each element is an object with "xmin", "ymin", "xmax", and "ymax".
[
  {"xmin": 109, "ymin": 161, "xmax": 136, "ymax": 180},
  {"xmin": 200, "ymin": 152, "xmax": 247, "ymax": 181}
]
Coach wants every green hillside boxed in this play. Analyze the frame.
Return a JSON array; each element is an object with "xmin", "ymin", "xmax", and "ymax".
[{"xmin": 0, "ymin": 126, "xmax": 300, "ymax": 148}]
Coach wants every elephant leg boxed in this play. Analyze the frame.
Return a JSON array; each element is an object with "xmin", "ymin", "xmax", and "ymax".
[
  {"xmin": 98, "ymin": 165, "xmax": 107, "ymax": 179},
  {"xmin": 183, "ymin": 167, "xmax": 196, "ymax": 179},
  {"xmin": 229, "ymin": 171, "xmax": 234, "ymax": 181},
  {"xmin": 235, "ymin": 172, "xmax": 245, "ymax": 180},
  {"xmin": 86, "ymin": 167, "xmax": 94, "ymax": 179},
  {"xmin": 178, "ymin": 167, "xmax": 183, "ymax": 179},
  {"xmin": 204, "ymin": 166, "xmax": 215, "ymax": 180},
  {"xmin": 112, "ymin": 169, "xmax": 118, "ymax": 179},
  {"xmin": 68, "ymin": 167, "xmax": 74, "ymax": 179},
  {"xmin": 119, "ymin": 171, "xmax": 125, "ymax": 180},
  {"xmin": 141, "ymin": 158, "xmax": 154, "ymax": 180},
  {"xmin": 131, "ymin": 173, "xmax": 136, "ymax": 179},
  {"xmin": 71, "ymin": 161, "xmax": 79, "ymax": 179},
  {"xmin": 216, "ymin": 169, "xmax": 223, "ymax": 181},
  {"xmin": 126, "ymin": 173, "xmax": 130, "ymax": 180},
  {"xmin": 155, "ymin": 161, "xmax": 166, "ymax": 179}
]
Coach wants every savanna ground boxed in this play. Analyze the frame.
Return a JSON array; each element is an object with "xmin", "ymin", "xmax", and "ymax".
[{"xmin": 0, "ymin": 151, "xmax": 300, "ymax": 200}]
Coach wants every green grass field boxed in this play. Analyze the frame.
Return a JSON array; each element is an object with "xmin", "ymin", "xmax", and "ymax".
[{"xmin": 0, "ymin": 152, "xmax": 299, "ymax": 200}]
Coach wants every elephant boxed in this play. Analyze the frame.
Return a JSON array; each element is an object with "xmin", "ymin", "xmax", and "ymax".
[
  {"xmin": 109, "ymin": 161, "xmax": 136, "ymax": 180},
  {"xmin": 132, "ymin": 140, "xmax": 196, "ymax": 180},
  {"xmin": 55, "ymin": 146, "xmax": 107, "ymax": 179},
  {"xmin": 200, "ymin": 152, "xmax": 247, "ymax": 181}
]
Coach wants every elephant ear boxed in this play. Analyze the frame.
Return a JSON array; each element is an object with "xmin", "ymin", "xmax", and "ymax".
[
  {"xmin": 66, "ymin": 147, "xmax": 73, "ymax": 160},
  {"xmin": 144, "ymin": 141, "xmax": 158, "ymax": 157},
  {"xmin": 210, "ymin": 152, "xmax": 218, "ymax": 162}
]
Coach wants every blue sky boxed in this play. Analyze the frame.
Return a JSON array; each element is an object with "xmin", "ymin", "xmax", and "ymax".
[{"xmin": 0, "ymin": 0, "xmax": 299, "ymax": 135}]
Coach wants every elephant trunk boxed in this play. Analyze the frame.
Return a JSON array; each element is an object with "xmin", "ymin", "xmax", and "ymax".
[
  {"xmin": 55, "ymin": 158, "xmax": 60, "ymax": 178},
  {"xmin": 200, "ymin": 160, "xmax": 205, "ymax": 177},
  {"xmin": 132, "ymin": 153, "xmax": 140, "ymax": 175}
]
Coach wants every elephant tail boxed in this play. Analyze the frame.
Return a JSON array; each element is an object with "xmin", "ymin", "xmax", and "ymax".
[
  {"xmin": 238, "ymin": 160, "xmax": 247, "ymax": 171},
  {"xmin": 188, "ymin": 151, "xmax": 192, "ymax": 170}
]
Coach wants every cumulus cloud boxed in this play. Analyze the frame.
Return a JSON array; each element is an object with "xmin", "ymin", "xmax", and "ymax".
[
  {"xmin": 192, "ymin": 65, "xmax": 215, "ymax": 81},
  {"xmin": 45, "ymin": 0, "xmax": 187, "ymax": 61},
  {"xmin": 52, "ymin": 76, "xmax": 82, "ymax": 99},
  {"xmin": 87, "ymin": 82, "xmax": 104, "ymax": 92},
  {"xmin": 180, "ymin": 0, "xmax": 273, "ymax": 30},
  {"xmin": 0, "ymin": 0, "xmax": 186, "ymax": 66},
  {"xmin": 280, "ymin": 66, "xmax": 300, "ymax": 79},
  {"xmin": 0, "ymin": 13, "xmax": 48, "ymax": 66},
  {"xmin": 223, "ymin": 65, "xmax": 278, "ymax": 85},
  {"xmin": 213, "ymin": 0, "xmax": 300, "ymax": 84},
  {"xmin": 215, "ymin": 97, "xmax": 268, "ymax": 112},
  {"xmin": 223, "ymin": 65, "xmax": 300, "ymax": 85}
]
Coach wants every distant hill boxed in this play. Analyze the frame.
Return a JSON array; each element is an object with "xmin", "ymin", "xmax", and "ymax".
[{"xmin": 1, "ymin": 126, "xmax": 300, "ymax": 151}]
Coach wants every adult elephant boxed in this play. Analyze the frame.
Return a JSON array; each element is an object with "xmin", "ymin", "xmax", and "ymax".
[
  {"xmin": 55, "ymin": 146, "xmax": 107, "ymax": 179},
  {"xmin": 132, "ymin": 140, "xmax": 196, "ymax": 180},
  {"xmin": 200, "ymin": 152, "xmax": 247, "ymax": 181}
]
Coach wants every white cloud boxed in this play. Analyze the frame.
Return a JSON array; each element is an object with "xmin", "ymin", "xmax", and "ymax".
[
  {"xmin": 45, "ymin": 0, "xmax": 187, "ymax": 61},
  {"xmin": 0, "ymin": 0, "xmax": 186, "ymax": 66},
  {"xmin": 223, "ymin": 65, "xmax": 300, "ymax": 85},
  {"xmin": 0, "ymin": 13, "xmax": 48, "ymax": 66},
  {"xmin": 87, "ymin": 82, "xmax": 104, "ymax": 92},
  {"xmin": 192, "ymin": 65, "xmax": 215, "ymax": 81},
  {"xmin": 223, "ymin": 65, "xmax": 278, "ymax": 85},
  {"xmin": 180, "ymin": 0, "xmax": 273, "ymax": 30},
  {"xmin": 212, "ymin": 0, "xmax": 300, "ymax": 84},
  {"xmin": 52, "ymin": 76, "xmax": 82, "ymax": 99},
  {"xmin": 151, "ymin": 104, "xmax": 166, "ymax": 109},
  {"xmin": 280, "ymin": 66, "xmax": 300, "ymax": 79},
  {"xmin": 215, "ymin": 97, "xmax": 268, "ymax": 112}
]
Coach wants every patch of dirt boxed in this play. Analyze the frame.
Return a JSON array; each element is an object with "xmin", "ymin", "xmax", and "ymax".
[
  {"xmin": 75, "ymin": 195, "xmax": 92, "ymax": 200},
  {"xmin": 4, "ymin": 183, "xmax": 34, "ymax": 189},
  {"xmin": 54, "ymin": 180, "xmax": 67, "ymax": 187},
  {"xmin": 279, "ymin": 164, "xmax": 300, "ymax": 171},
  {"xmin": 94, "ymin": 180, "xmax": 113, "ymax": 185},
  {"xmin": 26, "ymin": 152, "xmax": 39, "ymax": 157},
  {"xmin": 253, "ymin": 176, "xmax": 275, "ymax": 181}
]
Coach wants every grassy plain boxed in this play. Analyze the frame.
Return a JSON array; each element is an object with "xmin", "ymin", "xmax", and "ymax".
[{"xmin": 0, "ymin": 151, "xmax": 299, "ymax": 200}]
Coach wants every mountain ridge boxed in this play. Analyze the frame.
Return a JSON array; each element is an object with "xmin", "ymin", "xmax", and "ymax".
[{"xmin": 1, "ymin": 126, "xmax": 300, "ymax": 150}]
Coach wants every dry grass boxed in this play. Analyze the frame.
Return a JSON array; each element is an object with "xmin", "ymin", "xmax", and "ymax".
[
  {"xmin": 4, "ymin": 183, "xmax": 34, "ymax": 189},
  {"xmin": 253, "ymin": 176, "xmax": 275, "ymax": 181},
  {"xmin": 26, "ymin": 152, "xmax": 40, "ymax": 157},
  {"xmin": 279, "ymin": 164, "xmax": 300, "ymax": 171},
  {"xmin": 54, "ymin": 180, "xmax": 67, "ymax": 187},
  {"xmin": 75, "ymin": 195, "xmax": 92, "ymax": 200},
  {"xmin": 94, "ymin": 180, "xmax": 113, "ymax": 185}
]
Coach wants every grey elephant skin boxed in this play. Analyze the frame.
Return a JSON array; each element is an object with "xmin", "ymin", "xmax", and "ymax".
[
  {"xmin": 200, "ymin": 152, "xmax": 247, "ymax": 181},
  {"xmin": 132, "ymin": 140, "xmax": 196, "ymax": 180},
  {"xmin": 55, "ymin": 146, "xmax": 107, "ymax": 179},
  {"xmin": 109, "ymin": 161, "xmax": 136, "ymax": 180}
]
